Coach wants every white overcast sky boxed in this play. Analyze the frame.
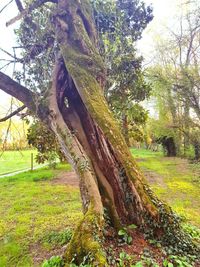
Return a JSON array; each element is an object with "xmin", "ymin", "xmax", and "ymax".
[{"xmin": 0, "ymin": 0, "xmax": 185, "ymax": 112}]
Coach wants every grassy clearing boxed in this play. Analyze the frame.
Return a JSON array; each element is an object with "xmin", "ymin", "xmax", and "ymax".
[
  {"xmin": 131, "ymin": 148, "xmax": 200, "ymax": 227},
  {"xmin": 0, "ymin": 164, "xmax": 82, "ymax": 267},
  {"xmin": 0, "ymin": 150, "xmax": 38, "ymax": 175},
  {"xmin": 0, "ymin": 148, "xmax": 199, "ymax": 266}
]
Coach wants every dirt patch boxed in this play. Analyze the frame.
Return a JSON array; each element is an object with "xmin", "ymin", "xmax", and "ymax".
[
  {"xmin": 142, "ymin": 168, "xmax": 167, "ymax": 188},
  {"xmin": 30, "ymin": 242, "xmax": 68, "ymax": 266},
  {"xmin": 51, "ymin": 171, "xmax": 79, "ymax": 187}
]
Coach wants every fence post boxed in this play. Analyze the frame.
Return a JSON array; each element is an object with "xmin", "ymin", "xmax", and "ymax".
[{"xmin": 31, "ymin": 153, "xmax": 33, "ymax": 171}]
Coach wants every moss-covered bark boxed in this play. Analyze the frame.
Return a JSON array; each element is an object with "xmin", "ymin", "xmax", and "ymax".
[
  {"xmin": 64, "ymin": 204, "xmax": 107, "ymax": 266},
  {"xmin": 54, "ymin": 0, "xmax": 159, "ymax": 224},
  {"xmin": 44, "ymin": 0, "xmax": 200, "ymax": 263}
]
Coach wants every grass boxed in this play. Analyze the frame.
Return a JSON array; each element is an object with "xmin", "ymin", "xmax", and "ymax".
[
  {"xmin": 131, "ymin": 148, "xmax": 200, "ymax": 227},
  {"xmin": 0, "ymin": 164, "xmax": 82, "ymax": 267},
  {"xmin": 0, "ymin": 150, "xmax": 38, "ymax": 175},
  {"xmin": 0, "ymin": 148, "xmax": 200, "ymax": 266}
]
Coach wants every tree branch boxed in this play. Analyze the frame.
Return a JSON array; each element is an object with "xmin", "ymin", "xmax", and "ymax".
[
  {"xmin": 0, "ymin": 71, "xmax": 36, "ymax": 111},
  {"xmin": 0, "ymin": 0, "xmax": 13, "ymax": 14},
  {"xmin": 0, "ymin": 47, "xmax": 22, "ymax": 62},
  {"xmin": 15, "ymin": 0, "xmax": 23, "ymax": 12},
  {"xmin": 0, "ymin": 104, "xmax": 26, "ymax": 122},
  {"xmin": 6, "ymin": 0, "xmax": 57, "ymax": 26}
]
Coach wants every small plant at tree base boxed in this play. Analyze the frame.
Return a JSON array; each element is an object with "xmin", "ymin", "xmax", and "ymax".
[
  {"xmin": 42, "ymin": 229, "xmax": 73, "ymax": 247},
  {"xmin": 69, "ymin": 252, "xmax": 95, "ymax": 267},
  {"xmin": 163, "ymin": 254, "xmax": 197, "ymax": 267},
  {"xmin": 118, "ymin": 224, "xmax": 137, "ymax": 245},
  {"xmin": 46, "ymin": 151, "xmax": 58, "ymax": 169},
  {"xmin": 182, "ymin": 223, "xmax": 200, "ymax": 242},
  {"xmin": 117, "ymin": 251, "xmax": 133, "ymax": 267},
  {"xmin": 42, "ymin": 256, "xmax": 64, "ymax": 267}
]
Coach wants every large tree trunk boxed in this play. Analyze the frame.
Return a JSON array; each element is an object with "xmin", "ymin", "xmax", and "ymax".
[
  {"xmin": 51, "ymin": 0, "xmax": 160, "ymax": 227},
  {"xmin": 45, "ymin": 0, "xmax": 197, "ymax": 265}
]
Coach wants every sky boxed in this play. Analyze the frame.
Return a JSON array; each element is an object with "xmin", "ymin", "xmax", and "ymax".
[
  {"xmin": 0, "ymin": 0, "xmax": 20, "ymax": 113},
  {"xmin": 0, "ymin": 0, "xmax": 185, "ymax": 115}
]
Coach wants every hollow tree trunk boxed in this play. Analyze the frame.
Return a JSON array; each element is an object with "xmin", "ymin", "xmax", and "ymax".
[
  {"xmin": 50, "ymin": 0, "xmax": 160, "ymax": 230},
  {"xmin": 40, "ymin": 0, "xmax": 198, "ymax": 264}
]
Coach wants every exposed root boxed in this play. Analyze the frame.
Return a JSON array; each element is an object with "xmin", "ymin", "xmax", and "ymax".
[{"xmin": 64, "ymin": 204, "xmax": 107, "ymax": 266}]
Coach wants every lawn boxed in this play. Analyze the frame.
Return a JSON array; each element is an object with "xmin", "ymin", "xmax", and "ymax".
[
  {"xmin": 131, "ymin": 148, "xmax": 200, "ymax": 227},
  {"xmin": 0, "ymin": 149, "xmax": 199, "ymax": 266},
  {"xmin": 0, "ymin": 150, "xmax": 38, "ymax": 175},
  {"xmin": 0, "ymin": 164, "xmax": 82, "ymax": 267}
]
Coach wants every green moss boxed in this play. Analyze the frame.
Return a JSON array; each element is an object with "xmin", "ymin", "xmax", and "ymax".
[{"xmin": 64, "ymin": 204, "xmax": 107, "ymax": 266}]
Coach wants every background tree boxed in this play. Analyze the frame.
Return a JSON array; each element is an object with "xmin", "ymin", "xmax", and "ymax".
[
  {"xmin": 27, "ymin": 120, "xmax": 65, "ymax": 166},
  {"xmin": 93, "ymin": 0, "xmax": 152, "ymax": 146},
  {"xmin": 147, "ymin": 1, "xmax": 200, "ymax": 158}
]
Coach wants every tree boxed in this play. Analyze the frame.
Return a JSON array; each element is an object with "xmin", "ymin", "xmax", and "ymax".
[
  {"xmin": 94, "ymin": 0, "xmax": 152, "ymax": 146},
  {"xmin": 27, "ymin": 120, "xmax": 65, "ymax": 165},
  {"xmin": 0, "ymin": 0, "xmax": 198, "ymax": 265},
  {"xmin": 148, "ymin": 0, "xmax": 200, "ymax": 157},
  {"xmin": 147, "ymin": 66, "xmax": 184, "ymax": 157}
]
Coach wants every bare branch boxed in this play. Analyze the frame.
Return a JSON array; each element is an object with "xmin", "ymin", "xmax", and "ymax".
[
  {"xmin": 0, "ymin": 47, "xmax": 22, "ymax": 62},
  {"xmin": 6, "ymin": 0, "xmax": 57, "ymax": 26},
  {"xmin": 0, "ymin": 61, "xmax": 15, "ymax": 71},
  {"xmin": 0, "ymin": 0, "xmax": 14, "ymax": 14},
  {"xmin": 0, "ymin": 71, "xmax": 36, "ymax": 111},
  {"xmin": 0, "ymin": 105, "xmax": 26, "ymax": 122}
]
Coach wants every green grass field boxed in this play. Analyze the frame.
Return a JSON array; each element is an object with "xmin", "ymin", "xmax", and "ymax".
[
  {"xmin": 0, "ymin": 150, "xmax": 38, "ymax": 175},
  {"xmin": 0, "ymin": 149, "xmax": 199, "ymax": 266},
  {"xmin": 131, "ymin": 148, "xmax": 200, "ymax": 227},
  {"xmin": 0, "ymin": 164, "xmax": 82, "ymax": 267}
]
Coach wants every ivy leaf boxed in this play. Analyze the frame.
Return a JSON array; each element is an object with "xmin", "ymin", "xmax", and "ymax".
[
  {"xmin": 118, "ymin": 229, "xmax": 126, "ymax": 236},
  {"xmin": 128, "ymin": 224, "xmax": 137, "ymax": 230},
  {"xmin": 127, "ymin": 236, "xmax": 132, "ymax": 244}
]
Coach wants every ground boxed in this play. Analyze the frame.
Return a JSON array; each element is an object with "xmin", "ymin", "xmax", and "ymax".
[
  {"xmin": 132, "ymin": 148, "xmax": 200, "ymax": 226},
  {"xmin": 0, "ymin": 149, "xmax": 200, "ymax": 266},
  {"xmin": 0, "ymin": 164, "xmax": 82, "ymax": 267}
]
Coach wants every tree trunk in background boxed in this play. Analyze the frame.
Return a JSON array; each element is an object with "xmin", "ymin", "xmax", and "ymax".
[
  {"xmin": 122, "ymin": 113, "xmax": 130, "ymax": 147},
  {"xmin": 161, "ymin": 137, "xmax": 177, "ymax": 157},
  {"xmin": 194, "ymin": 141, "xmax": 200, "ymax": 160},
  {"xmin": 183, "ymin": 103, "xmax": 190, "ymax": 156}
]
